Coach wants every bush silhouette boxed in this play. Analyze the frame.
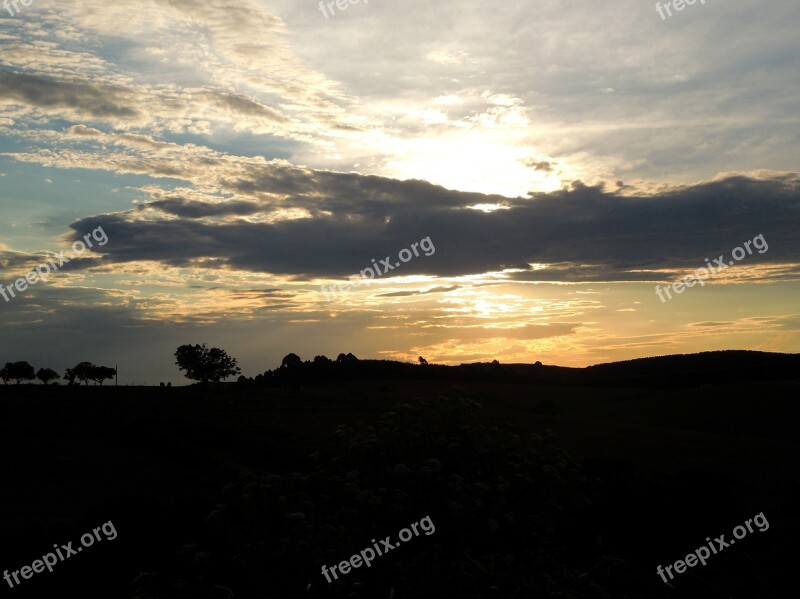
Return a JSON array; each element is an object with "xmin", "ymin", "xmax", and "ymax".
[
  {"xmin": 36, "ymin": 367, "xmax": 60, "ymax": 385},
  {"xmin": 281, "ymin": 353, "xmax": 302, "ymax": 369},
  {"xmin": 175, "ymin": 344, "xmax": 241, "ymax": 385},
  {"xmin": 1, "ymin": 361, "xmax": 35, "ymax": 384}
]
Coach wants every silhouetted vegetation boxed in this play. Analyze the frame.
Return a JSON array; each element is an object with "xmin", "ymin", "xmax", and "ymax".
[
  {"xmin": 237, "ymin": 350, "xmax": 800, "ymax": 390},
  {"xmin": 0, "ymin": 351, "xmax": 796, "ymax": 598},
  {"xmin": 62, "ymin": 362, "xmax": 116, "ymax": 386},
  {"xmin": 174, "ymin": 344, "xmax": 241, "ymax": 385},
  {"xmin": 36, "ymin": 367, "xmax": 60, "ymax": 385},
  {"xmin": 0, "ymin": 361, "xmax": 35, "ymax": 384}
]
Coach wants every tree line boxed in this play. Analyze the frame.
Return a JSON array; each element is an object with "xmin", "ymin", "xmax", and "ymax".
[
  {"xmin": 0, "ymin": 361, "xmax": 116, "ymax": 385},
  {"xmin": 2, "ymin": 343, "xmax": 529, "ymax": 387}
]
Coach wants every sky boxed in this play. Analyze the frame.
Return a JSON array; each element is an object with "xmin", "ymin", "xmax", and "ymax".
[{"xmin": 1, "ymin": 0, "xmax": 799, "ymax": 385}]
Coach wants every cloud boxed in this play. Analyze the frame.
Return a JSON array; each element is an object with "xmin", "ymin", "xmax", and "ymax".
[
  {"xmin": 413, "ymin": 323, "xmax": 579, "ymax": 341},
  {"xmin": 523, "ymin": 159, "xmax": 556, "ymax": 174},
  {"xmin": 377, "ymin": 285, "xmax": 460, "ymax": 298},
  {"xmin": 0, "ymin": 70, "xmax": 139, "ymax": 118},
  {"xmin": 53, "ymin": 171, "xmax": 799, "ymax": 283},
  {"xmin": 3, "ymin": 0, "xmax": 800, "ymax": 196},
  {"xmin": 145, "ymin": 198, "xmax": 263, "ymax": 218}
]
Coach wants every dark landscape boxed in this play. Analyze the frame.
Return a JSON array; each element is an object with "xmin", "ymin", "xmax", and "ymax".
[{"xmin": 1, "ymin": 350, "xmax": 797, "ymax": 598}]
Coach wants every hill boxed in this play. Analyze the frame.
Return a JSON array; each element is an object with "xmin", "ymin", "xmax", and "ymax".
[
  {"xmin": 245, "ymin": 349, "xmax": 800, "ymax": 388},
  {"xmin": 0, "ymin": 352, "xmax": 797, "ymax": 598}
]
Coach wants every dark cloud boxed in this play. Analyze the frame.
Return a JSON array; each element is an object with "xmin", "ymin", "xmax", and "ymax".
[
  {"xmin": 0, "ymin": 251, "xmax": 102, "ymax": 277},
  {"xmin": 145, "ymin": 198, "xmax": 263, "ymax": 218},
  {"xmin": 377, "ymin": 285, "xmax": 460, "ymax": 297},
  {"xmin": 0, "ymin": 70, "xmax": 138, "ymax": 118},
  {"xmin": 228, "ymin": 289, "xmax": 296, "ymax": 300},
  {"xmin": 524, "ymin": 159, "xmax": 555, "ymax": 174},
  {"xmin": 68, "ymin": 171, "xmax": 800, "ymax": 281},
  {"xmin": 0, "ymin": 251, "xmax": 39, "ymax": 272},
  {"xmin": 56, "ymin": 257, "xmax": 105, "ymax": 272},
  {"xmin": 203, "ymin": 90, "xmax": 288, "ymax": 122}
]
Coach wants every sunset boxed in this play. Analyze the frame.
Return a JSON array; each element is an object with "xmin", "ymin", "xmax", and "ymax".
[{"xmin": 1, "ymin": 1, "xmax": 798, "ymax": 597}]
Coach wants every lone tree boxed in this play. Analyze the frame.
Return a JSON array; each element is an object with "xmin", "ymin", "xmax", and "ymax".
[
  {"xmin": 418, "ymin": 356, "xmax": 429, "ymax": 366},
  {"xmin": 71, "ymin": 362, "xmax": 97, "ymax": 386},
  {"xmin": 175, "ymin": 344, "xmax": 241, "ymax": 385},
  {"xmin": 36, "ymin": 368, "xmax": 60, "ymax": 385},
  {"xmin": 1, "ymin": 361, "xmax": 36, "ymax": 385},
  {"xmin": 90, "ymin": 365, "xmax": 116, "ymax": 386}
]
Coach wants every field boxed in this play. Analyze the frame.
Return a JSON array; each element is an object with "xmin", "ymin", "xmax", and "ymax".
[{"xmin": 1, "ymin": 374, "xmax": 798, "ymax": 598}]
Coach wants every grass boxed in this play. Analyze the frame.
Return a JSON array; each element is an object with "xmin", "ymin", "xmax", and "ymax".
[{"xmin": 0, "ymin": 377, "xmax": 797, "ymax": 597}]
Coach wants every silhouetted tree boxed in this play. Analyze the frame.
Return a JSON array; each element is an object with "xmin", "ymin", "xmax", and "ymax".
[
  {"xmin": 175, "ymin": 344, "xmax": 241, "ymax": 385},
  {"xmin": 418, "ymin": 356, "xmax": 429, "ymax": 365},
  {"xmin": 36, "ymin": 368, "xmax": 60, "ymax": 385},
  {"xmin": 2, "ymin": 361, "xmax": 35, "ymax": 384},
  {"xmin": 72, "ymin": 362, "xmax": 96, "ymax": 386},
  {"xmin": 90, "ymin": 365, "xmax": 116, "ymax": 386},
  {"xmin": 63, "ymin": 368, "xmax": 77, "ymax": 386},
  {"xmin": 281, "ymin": 353, "xmax": 302, "ymax": 369},
  {"xmin": 336, "ymin": 352, "xmax": 358, "ymax": 363}
]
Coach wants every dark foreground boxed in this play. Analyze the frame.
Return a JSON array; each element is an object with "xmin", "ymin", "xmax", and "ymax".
[{"xmin": 1, "ymin": 373, "xmax": 798, "ymax": 598}]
